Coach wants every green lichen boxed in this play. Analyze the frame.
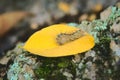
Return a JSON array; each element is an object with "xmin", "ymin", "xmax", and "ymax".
[
  {"xmin": 8, "ymin": 62, "xmax": 21, "ymax": 80},
  {"xmin": 7, "ymin": 44, "xmax": 37, "ymax": 80},
  {"xmin": 68, "ymin": 23, "xmax": 78, "ymax": 27},
  {"xmin": 106, "ymin": 6, "xmax": 120, "ymax": 24},
  {"xmin": 73, "ymin": 6, "xmax": 120, "ymax": 43},
  {"xmin": 24, "ymin": 73, "xmax": 33, "ymax": 80}
]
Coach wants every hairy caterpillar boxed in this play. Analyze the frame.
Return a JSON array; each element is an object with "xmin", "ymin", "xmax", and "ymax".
[{"xmin": 56, "ymin": 29, "xmax": 85, "ymax": 45}]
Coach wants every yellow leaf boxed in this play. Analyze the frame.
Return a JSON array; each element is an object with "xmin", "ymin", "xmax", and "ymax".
[{"xmin": 24, "ymin": 24, "xmax": 95, "ymax": 57}]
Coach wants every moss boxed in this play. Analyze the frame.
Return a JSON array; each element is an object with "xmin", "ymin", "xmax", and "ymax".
[
  {"xmin": 58, "ymin": 61, "xmax": 69, "ymax": 68},
  {"xmin": 34, "ymin": 56, "xmax": 76, "ymax": 79},
  {"xmin": 35, "ymin": 67, "xmax": 51, "ymax": 78}
]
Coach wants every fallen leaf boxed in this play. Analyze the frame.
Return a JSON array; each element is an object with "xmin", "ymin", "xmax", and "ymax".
[
  {"xmin": 58, "ymin": 2, "xmax": 70, "ymax": 14},
  {"xmin": 88, "ymin": 14, "xmax": 96, "ymax": 21},
  {"xmin": 92, "ymin": 4, "xmax": 103, "ymax": 12},
  {"xmin": 0, "ymin": 11, "xmax": 32, "ymax": 37}
]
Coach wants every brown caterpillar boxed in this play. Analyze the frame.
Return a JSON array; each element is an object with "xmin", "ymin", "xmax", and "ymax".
[{"xmin": 56, "ymin": 29, "xmax": 85, "ymax": 45}]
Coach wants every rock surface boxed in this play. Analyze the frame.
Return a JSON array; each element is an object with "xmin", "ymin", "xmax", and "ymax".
[{"xmin": 2, "ymin": 2, "xmax": 120, "ymax": 80}]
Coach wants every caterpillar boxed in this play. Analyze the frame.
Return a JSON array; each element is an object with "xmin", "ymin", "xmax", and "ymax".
[{"xmin": 56, "ymin": 29, "xmax": 85, "ymax": 45}]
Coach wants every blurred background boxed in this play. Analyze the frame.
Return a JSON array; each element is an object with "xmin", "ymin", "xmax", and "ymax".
[{"xmin": 0, "ymin": 0, "xmax": 119, "ymax": 56}]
